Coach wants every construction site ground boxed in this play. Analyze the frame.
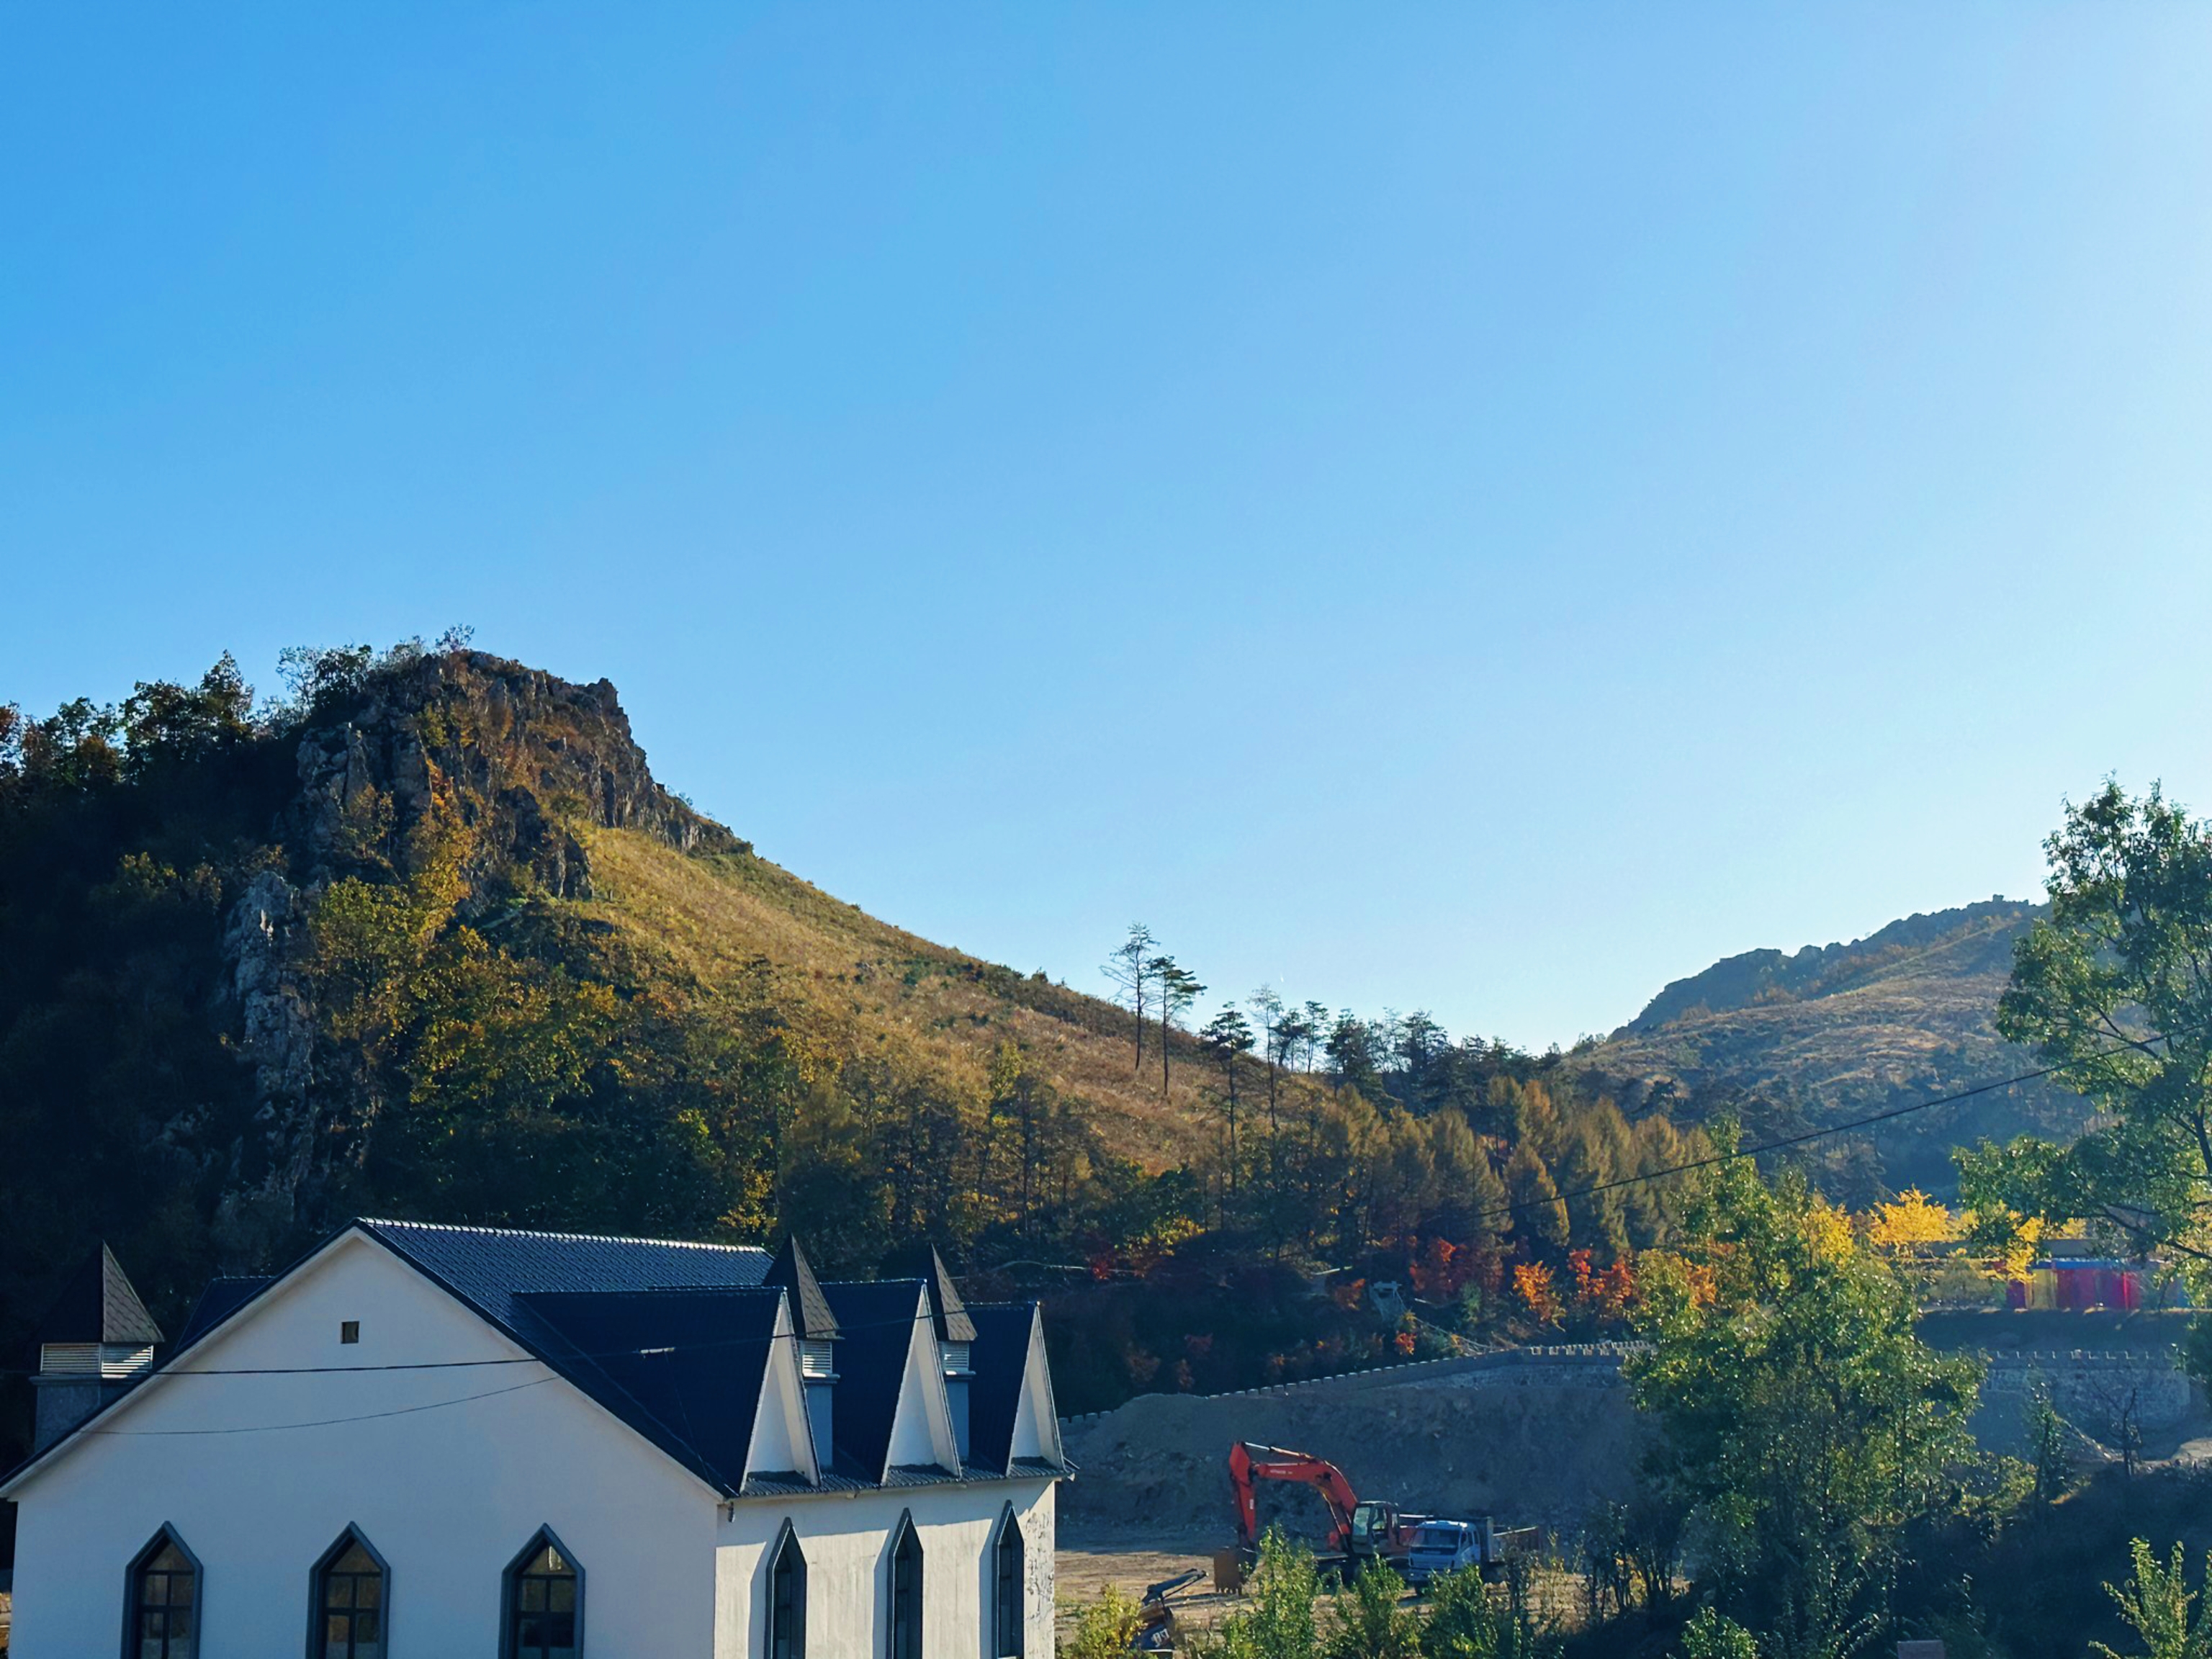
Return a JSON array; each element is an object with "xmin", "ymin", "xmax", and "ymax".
[{"xmin": 1058, "ymin": 1349, "xmax": 1641, "ymax": 1545}]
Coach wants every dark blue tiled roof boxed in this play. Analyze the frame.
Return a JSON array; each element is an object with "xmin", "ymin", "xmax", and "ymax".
[
  {"xmin": 964, "ymin": 1303, "xmax": 1041, "ymax": 1477},
  {"xmin": 518, "ymin": 1287, "xmax": 783, "ymax": 1497},
  {"xmin": 820, "ymin": 1280, "xmax": 936, "ymax": 1483},
  {"xmin": 358, "ymin": 1219, "xmax": 772, "ymax": 1336}
]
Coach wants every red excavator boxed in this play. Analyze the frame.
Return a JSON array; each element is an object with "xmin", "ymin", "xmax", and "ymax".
[{"xmin": 1227, "ymin": 1441, "xmax": 1421, "ymax": 1565}]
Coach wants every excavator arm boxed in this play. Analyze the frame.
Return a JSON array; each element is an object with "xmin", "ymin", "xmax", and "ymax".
[{"xmin": 1228, "ymin": 1441, "xmax": 1364, "ymax": 1552}]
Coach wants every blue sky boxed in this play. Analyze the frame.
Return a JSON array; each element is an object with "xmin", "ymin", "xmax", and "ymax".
[{"xmin": 7, "ymin": 5, "xmax": 2212, "ymax": 1047}]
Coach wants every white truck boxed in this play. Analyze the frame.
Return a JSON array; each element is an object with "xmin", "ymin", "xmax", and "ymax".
[{"xmin": 1402, "ymin": 1518, "xmax": 1537, "ymax": 1588}]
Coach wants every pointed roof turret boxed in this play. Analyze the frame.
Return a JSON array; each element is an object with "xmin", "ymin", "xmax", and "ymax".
[
  {"xmin": 763, "ymin": 1236, "xmax": 840, "ymax": 1341},
  {"xmin": 884, "ymin": 1244, "xmax": 976, "ymax": 1344},
  {"xmin": 36, "ymin": 1242, "xmax": 163, "ymax": 1349}
]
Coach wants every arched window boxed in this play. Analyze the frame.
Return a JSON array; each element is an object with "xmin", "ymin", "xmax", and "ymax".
[
  {"xmin": 311, "ymin": 1527, "xmax": 388, "ymax": 1659},
  {"xmin": 887, "ymin": 1511, "xmax": 923, "ymax": 1659},
  {"xmin": 125, "ymin": 1526, "xmax": 200, "ymax": 1659},
  {"xmin": 992, "ymin": 1506, "xmax": 1025, "ymax": 1658},
  {"xmin": 767, "ymin": 1521, "xmax": 806, "ymax": 1659},
  {"xmin": 503, "ymin": 1529, "xmax": 582, "ymax": 1659}
]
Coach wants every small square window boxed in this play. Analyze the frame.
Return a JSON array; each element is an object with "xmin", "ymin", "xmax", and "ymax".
[{"xmin": 340, "ymin": 1321, "xmax": 360, "ymax": 1344}]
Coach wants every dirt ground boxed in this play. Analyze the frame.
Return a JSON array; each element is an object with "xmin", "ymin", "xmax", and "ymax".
[{"xmin": 1056, "ymin": 1538, "xmax": 1243, "ymax": 1642}]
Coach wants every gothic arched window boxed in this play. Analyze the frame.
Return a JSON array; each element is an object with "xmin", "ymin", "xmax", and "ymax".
[
  {"xmin": 311, "ymin": 1527, "xmax": 389, "ymax": 1659},
  {"xmin": 992, "ymin": 1506, "xmax": 1026, "ymax": 1658},
  {"xmin": 768, "ymin": 1520, "xmax": 806, "ymax": 1659},
  {"xmin": 503, "ymin": 1529, "xmax": 582, "ymax": 1659},
  {"xmin": 887, "ymin": 1511, "xmax": 923, "ymax": 1659},
  {"xmin": 126, "ymin": 1526, "xmax": 201, "ymax": 1659}
]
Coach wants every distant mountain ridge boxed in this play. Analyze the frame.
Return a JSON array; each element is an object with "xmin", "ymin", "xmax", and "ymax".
[
  {"xmin": 1572, "ymin": 896, "xmax": 2082, "ymax": 1191},
  {"xmin": 1622, "ymin": 897, "xmax": 2042, "ymax": 1034}
]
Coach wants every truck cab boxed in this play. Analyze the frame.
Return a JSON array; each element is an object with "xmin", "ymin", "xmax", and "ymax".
[{"xmin": 1403, "ymin": 1520, "xmax": 1483, "ymax": 1587}]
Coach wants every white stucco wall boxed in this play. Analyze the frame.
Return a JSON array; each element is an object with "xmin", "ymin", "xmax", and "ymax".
[
  {"xmin": 713, "ymin": 1478, "xmax": 1056, "ymax": 1659},
  {"xmin": 5, "ymin": 1232, "xmax": 722, "ymax": 1658}
]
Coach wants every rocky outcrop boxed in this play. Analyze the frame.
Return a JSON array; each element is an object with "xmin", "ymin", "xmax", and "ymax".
[
  {"xmin": 211, "ymin": 651, "xmax": 742, "ymax": 1260},
  {"xmin": 287, "ymin": 651, "xmax": 736, "ymax": 896}
]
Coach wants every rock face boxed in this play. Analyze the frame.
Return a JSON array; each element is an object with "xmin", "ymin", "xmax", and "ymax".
[
  {"xmin": 211, "ymin": 652, "xmax": 739, "ymax": 1263},
  {"xmin": 286, "ymin": 652, "xmax": 735, "ymax": 896}
]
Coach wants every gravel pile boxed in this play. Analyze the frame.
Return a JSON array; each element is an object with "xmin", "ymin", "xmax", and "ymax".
[{"xmin": 1060, "ymin": 1359, "xmax": 1641, "ymax": 1545}]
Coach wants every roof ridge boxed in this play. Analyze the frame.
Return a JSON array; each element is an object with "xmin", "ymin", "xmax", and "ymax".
[
  {"xmin": 517, "ymin": 1285, "xmax": 783, "ymax": 1299},
  {"xmin": 358, "ymin": 1218, "xmax": 768, "ymax": 1253}
]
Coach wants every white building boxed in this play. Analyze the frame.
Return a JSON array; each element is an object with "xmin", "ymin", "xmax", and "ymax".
[{"xmin": 1, "ymin": 1221, "xmax": 1067, "ymax": 1658}]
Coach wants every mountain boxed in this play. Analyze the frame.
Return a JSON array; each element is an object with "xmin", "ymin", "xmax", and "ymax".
[
  {"xmin": 1, "ymin": 641, "xmax": 2105, "ymax": 1467},
  {"xmin": 1567, "ymin": 898, "xmax": 2087, "ymax": 1191},
  {"xmin": 0, "ymin": 647, "xmax": 1233, "ymax": 1430}
]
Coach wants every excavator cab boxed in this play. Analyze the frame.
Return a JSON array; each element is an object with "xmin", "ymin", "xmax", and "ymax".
[{"xmin": 1346, "ymin": 1501, "xmax": 1400, "ymax": 1558}]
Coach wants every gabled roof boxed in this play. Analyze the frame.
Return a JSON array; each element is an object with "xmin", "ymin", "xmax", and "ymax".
[
  {"xmin": 963, "ymin": 1303, "xmax": 1045, "ymax": 1476},
  {"xmin": 763, "ymin": 1237, "xmax": 840, "ymax": 1341},
  {"xmin": 819, "ymin": 1279, "xmax": 935, "ymax": 1481},
  {"xmin": 357, "ymin": 1218, "xmax": 773, "ymax": 1323},
  {"xmin": 518, "ymin": 1287, "xmax": 786, "ymax": 1496},
  {"xmin": 35, "ymin": 1243, "xmax": 163, "ymax": 1348},
  {"xmin": 4, "ymin": 1220, "xmax": 1069, "ymax": 1505},
  {"xmin": 884, "ymin": 1244, "xmax": 976, "ymax": 1343}
]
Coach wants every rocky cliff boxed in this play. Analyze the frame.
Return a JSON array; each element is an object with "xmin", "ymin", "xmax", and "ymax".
[{"xmin": 212, "ymin": 652, "xmax": 742, "ymax": 1261}]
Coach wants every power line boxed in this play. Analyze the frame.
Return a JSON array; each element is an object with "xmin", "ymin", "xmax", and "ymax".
[
  {"xmin": 2, "ymin": 1303, "xmax": 956, "ymax": 1381},
  {"xmin": 82, "ymin": 1377, "xmax": 556, "ymax": 1438},
  {"xmin": 1471, "ymin": 1036, "xmax": 2165, "ymax": 1227}
]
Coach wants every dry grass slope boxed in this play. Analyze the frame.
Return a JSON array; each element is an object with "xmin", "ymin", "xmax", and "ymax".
[{"xmin": 573, "ymin": 827, "xmax": 1229, "ymax": 1168}]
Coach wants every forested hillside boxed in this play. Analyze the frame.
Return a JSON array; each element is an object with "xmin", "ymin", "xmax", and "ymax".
[
  {"xmin": 1568, "ymin": 898, "xmax": 2091, "ymax": 1194},
  {"xmin": 1, "ymin": 643, "xmax": 1719, "ymax": 1442},
  {"xmin": 6, "ymin": 642, "xmax": 2096, "ymax": 1439}
]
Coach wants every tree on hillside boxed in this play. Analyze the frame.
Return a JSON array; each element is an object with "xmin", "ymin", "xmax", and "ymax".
[
  {"xmin": 1300, "ymin": 1002, "xmax": 1330, "ymax": 1072},
  {"xmin": 1628, "ymin": 1132, "xmax": 1980, "ymax": 1655},
  {"xmin": 1153, "ymin": 956, "xmax": 1205, "ymax": 1095},
  {"xmin": 1504, "ymin": 1141, "xmax": 1570, "ymax": 1254},
  {"xmin": 1249, "ymin": 986, "xmax": 1288, "ymax": 1139},
  {"xmin": 1958, "ymin": 783, "xmax": 2212, "ymax": 1292},
  {"xmin": 1102, "ymin": 924, "xmax": 1158, "ymax": 1073},
  {"xmin": 1202, "ymin": 1007, "xmax": 1256, "ymax": 1192}
]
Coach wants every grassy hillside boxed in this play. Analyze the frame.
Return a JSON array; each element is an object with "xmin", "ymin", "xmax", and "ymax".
[{"xmin": 574, "ymin": 828, "xmax": 1217, "ymax": 1166}]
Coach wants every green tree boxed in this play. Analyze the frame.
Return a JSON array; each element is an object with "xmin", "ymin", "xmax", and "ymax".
[
  {"xmin": 1202, "ymin": 1006, "xmax": 1257, "ymax": 1193},
  {"xmin": 1678, "ymin": 1608, "xmax": 1761, "ymax": 1659},
  {"xmin": 1152, "ymin": 956, "xmax": 1206, "ymax": 1095},
  {"xmin": 1200, "ymin": 1530, "xmax": 1323, "ymax": 1659},
  {"xmin": 1627, "ymin": 1135, "xmax": 1980, "ymax": 1657},
  {"xmin": 1419, "ymin": 1560, "xmax": 1556, "ymax": 1659},
  {"xmin": 2095, "ymin": 1539, "xmax": 2212, "ymax": 1659},
  {"xmin": 1061, "ymin": 1584, "xmax": 1147, "ymax": 1659},
  {"xmin": 1327, "ymin": 1559, "xmax": 1421, "ymax": 1659},
  {"xmin": 1958, "ymin": 783, "xmax": 2212, "ymax": 1286}
]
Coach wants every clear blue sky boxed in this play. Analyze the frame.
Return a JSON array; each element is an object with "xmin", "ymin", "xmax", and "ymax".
[{"xmin": 7, "ymin": 5, "xmax": 2212, "ymax": 1048}]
